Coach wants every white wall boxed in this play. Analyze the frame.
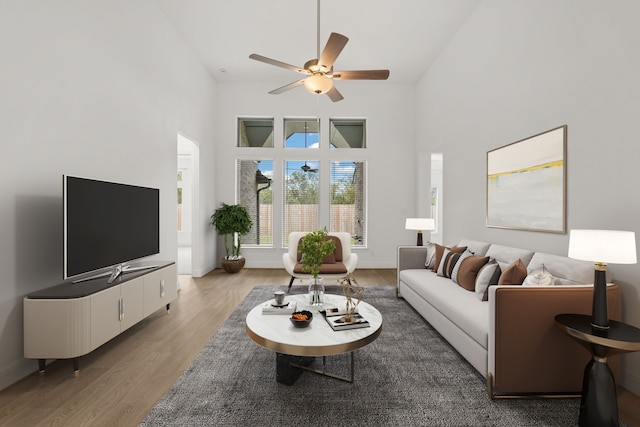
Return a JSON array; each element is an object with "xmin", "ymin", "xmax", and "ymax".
[
  {"xmin": 0, "ymin": 1, "xmax": 216, "ymax": 390},
  {"xmin": 214, "ymin": 81, "xmax": 417, "ymax": 268},
  {"xmin": 416, "ymin": 0, "xmax": 640, "ymax": 394}
]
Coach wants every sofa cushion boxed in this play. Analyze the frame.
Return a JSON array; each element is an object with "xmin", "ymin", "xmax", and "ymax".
[
  {"xmin": 498, "ymin": 259, "xmax": 527, "ymax": 285},
  {"xmin": 457, "ymin": 239, "xmax": 491, "ymax": 257},
  {"xmin": 528, "ymin": 252, "xmax": 595, "ymax": 285},
  {"xmin": 475, "ymin": 259, "xmax": 502, "ymax": 301},
  {"xmin": 485, "ymin": 244, "xmax": 534, "ymax": 271},
  {"xmin": 433, "ymin": 244, "xmax": 467, "ymax": 272},
  {"xmin": 455, "ymin": 255, "xmax": 490, "ymax": 291},
  {"xmin": 399, "ymin": 269, "xmax": 489, "ymax": 349}
]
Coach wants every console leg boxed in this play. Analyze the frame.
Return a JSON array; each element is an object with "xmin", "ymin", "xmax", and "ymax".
[
  {"xmin": 166, "ymin": 303, "xmax": 171, "ymax": 312},
  {"xmin": 38, "ymin": 359, "xmax": 46, "ymax": 373},
  {"xmin": 72, "ymin": 358, "xmax": 80, "ymax": 377}
]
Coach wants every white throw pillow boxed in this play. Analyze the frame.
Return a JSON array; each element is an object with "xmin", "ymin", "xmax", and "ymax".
[
  {"xmin": 475, "ymin": 258, "xmax": 501, "ymax": 301},
  {"xmin": 424, "ymin": 242, "xmax": 436, "ymax": 269}
]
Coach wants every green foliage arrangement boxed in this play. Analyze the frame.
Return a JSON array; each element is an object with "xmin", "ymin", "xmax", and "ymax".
[
  {"xmin": 298, "ymin": 227, "xmax": 336, "ymax": 279},
  {"xmin": 209, "ymin": 203, "xmax": 253, "ymax": 259}
]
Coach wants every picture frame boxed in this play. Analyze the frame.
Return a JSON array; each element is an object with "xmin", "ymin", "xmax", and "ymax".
[{"xmin": 486, "ymin": 125, "xmax": 567, "ymax": 233}]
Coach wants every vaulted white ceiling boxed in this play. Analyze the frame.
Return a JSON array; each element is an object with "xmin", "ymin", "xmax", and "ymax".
[{"xmin": 154, "ymin": 0, "xmax": 480, "ymax": 86}]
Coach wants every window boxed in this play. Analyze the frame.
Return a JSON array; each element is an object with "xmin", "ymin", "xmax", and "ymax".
[
  {"xmin": 237, "ymin": 160, "xmax": 273, "ymax": 246},
  {"xmin": 330, "ymin": 119, "xmax": 366, "ymax": 149},
  {"xmin": 238, "ymin": 118, "xmax": 274, "ymax": 147},
  {"xmin": 235, "ymin": 117, "xmax": 368, "ymax": 249},
  {"xmin": 284, "ymin": 119, "xmax": 319, "ymax": 149},
  {"xmin": 331, "ymin": 161, "xmax": 366, "ymax": 245},
  {"xmin": 283, "ymin": 160, "xmax": 320, "ymax": 245}
]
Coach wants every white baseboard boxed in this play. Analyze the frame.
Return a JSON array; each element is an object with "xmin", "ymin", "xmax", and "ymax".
[
  {"xmin": 621, "ymin": 365, "xmax": 640, "ymax": 396},
  {"xmin": 0, "ymin": 358, "xmax": 37, "ymax": 392}
]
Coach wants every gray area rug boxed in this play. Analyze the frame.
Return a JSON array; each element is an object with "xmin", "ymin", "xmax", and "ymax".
[{"xmin": 142, "ymin": 286, "xmax": 579, "ymax": 426}]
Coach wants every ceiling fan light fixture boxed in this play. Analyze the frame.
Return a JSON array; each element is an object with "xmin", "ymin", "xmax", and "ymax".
[{"xmin": 304, "ymin": 74, "xmax": 333, "ymax": 94}]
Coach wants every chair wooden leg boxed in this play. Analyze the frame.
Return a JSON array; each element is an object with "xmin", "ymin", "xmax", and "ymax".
[{"xmin": 287, "ymin": 276, "xmax": 295, "ymax": 293}]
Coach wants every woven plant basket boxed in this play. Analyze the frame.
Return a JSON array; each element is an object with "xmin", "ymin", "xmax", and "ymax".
[{"xmin": 221, "ymin": 258, "xmax": 245, "ymax": 274}]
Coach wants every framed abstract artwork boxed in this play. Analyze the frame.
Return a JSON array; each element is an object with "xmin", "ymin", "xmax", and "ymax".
[{"xmin": 486, "ymin": 125, "xmax": 567, "ymax": 233}]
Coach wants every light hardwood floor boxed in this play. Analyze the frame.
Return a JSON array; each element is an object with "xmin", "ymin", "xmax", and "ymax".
[{"xmin": 0, "ymin": 268, "xmax": 638, "ymax": 426}]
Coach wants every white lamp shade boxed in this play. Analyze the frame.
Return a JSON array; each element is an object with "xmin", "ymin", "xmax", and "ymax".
[
  {"xmin": 405, "ymin": 218, "xmax": 435, "ymax": 231},
  {"xmin": 303, "ymin": 74, "xmax": 333, "ymax": 94},
  {"xmin": 568, "ymin": 229, "xmax": 637, "ymax": 264}
]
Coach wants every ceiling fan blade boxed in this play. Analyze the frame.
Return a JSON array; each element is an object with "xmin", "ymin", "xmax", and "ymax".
[
  {"xmin": 326, "ymin": 85, "xmax": 344, "ymax": 102},
  {"xmin": 318, "ymin": 32, "xmax": 349, "ymax": 69},
  {"xmin": 249, "ymin": 54, "xmax": 309, "ymax": 74},
  {"xmin": 269, "ymin": 79, "xmax": 305, "ymax": 94},
  {"xmin": 333, "ymin": 70, "xmax": 390, "ymax": 80}
]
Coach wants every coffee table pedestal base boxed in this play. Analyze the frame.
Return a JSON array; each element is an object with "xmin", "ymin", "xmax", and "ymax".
[{"xmin": 276, "ymin": 353, "xmax": 315, "ymax": 385}]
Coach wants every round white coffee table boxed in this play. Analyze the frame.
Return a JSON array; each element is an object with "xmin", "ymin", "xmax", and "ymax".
[{"xmin": 246, "ymin": 293, "xmax": 382, "ymax": 384}]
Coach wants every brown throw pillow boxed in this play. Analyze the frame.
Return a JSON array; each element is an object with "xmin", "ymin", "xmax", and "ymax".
[
  {"xmin": 432, "ymin": 244, "xmax": 467, "ymax": 272},
  {"xmin": 456, "ymin": 256, "xmax": 490, "ymax": 291},
  {"xmin": 498, "ymin": 259, "xmax": 527, "ymax": 285}
]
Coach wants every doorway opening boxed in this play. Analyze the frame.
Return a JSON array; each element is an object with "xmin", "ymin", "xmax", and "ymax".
[{"xmin": 177, "ymin": 133, "xmax": 199, "ymax": 275}]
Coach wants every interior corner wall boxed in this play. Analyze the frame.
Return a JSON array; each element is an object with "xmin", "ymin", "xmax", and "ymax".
[
  {"xmin": 415, "ymin": 0, "xmax": 640, "ymax": 394},
  {"xmin": 0, "ymin": 1, "xmax": 216, "ymax": 390}
]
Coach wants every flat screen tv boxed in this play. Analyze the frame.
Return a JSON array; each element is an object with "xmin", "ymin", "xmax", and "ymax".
[{"xmin": 64, "ymin": 175, "xmax": 160, "ymax": 282}]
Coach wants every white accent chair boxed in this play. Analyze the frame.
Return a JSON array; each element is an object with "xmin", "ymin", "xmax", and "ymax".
[{"xmin": 283, "ymin": 231, "xmax": 358, "ymax": 292}]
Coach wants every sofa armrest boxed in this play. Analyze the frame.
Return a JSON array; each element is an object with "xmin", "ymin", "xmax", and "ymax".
[
  {"xmin": 488, "ymin": 284, "xmax": 621, "ymax": 395},
  {"xmin": 397, "ymin": 246, "xmax": 428, "ymax": 293}
]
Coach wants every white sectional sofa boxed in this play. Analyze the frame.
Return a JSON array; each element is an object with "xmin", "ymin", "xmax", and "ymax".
[{"xmin": 397, "ymin": 239, "xmax": 621, "ymax": 397}]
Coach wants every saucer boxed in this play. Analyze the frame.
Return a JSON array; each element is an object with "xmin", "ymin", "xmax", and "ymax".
[{"xmin": 271, "ymin": 301, "xmax": 288, "ymax": 308}]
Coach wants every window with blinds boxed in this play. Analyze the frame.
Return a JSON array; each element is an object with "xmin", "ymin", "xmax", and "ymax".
[{"xmin": 330, "ymin": 161, "xmax": 366, "ymax": 246}]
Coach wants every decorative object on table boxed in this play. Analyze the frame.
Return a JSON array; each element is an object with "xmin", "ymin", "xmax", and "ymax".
[
  {"xmin": 324, "ymin": 311, "xmax": 369, "ymax": 331},
  {"xmin": 523, "ymin": 264, "xmax": 554, "ymax": 286},
  {"xmin": 290, "ymin": 310, "xmax": 313, "ymax": 328},
  {"xmin": 487, "ymin": 125, "xmax": 566, "ymax": 233},
  {"xmin": 209, "ymin": 203, "xmax": 253, "ymax": 273},
  {"xmin": 339, "ymin": 274, "xmax": 365, "ymax": 323},
  {"xmin": 274, "ymin": 290, "xmax": 285, "ymax": 305},
  {"xmin": 262, "ymin": 300, "xmax": 297, "ymax": 315},
  {"xmin": 405, "ymin": 218, "xmax": 435, "ymax": 246},
  {"xmin": 297, "ymin": 227, "xmax": 336, "ymax": 306},
  {"xmin": 567, "ymin": 229, "xmax": 637, "ymax": 329}
]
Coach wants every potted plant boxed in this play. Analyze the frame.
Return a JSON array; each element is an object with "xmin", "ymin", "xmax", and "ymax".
[
  {"xmin": 209, "ymin": 203, "xmax": 253, "ymax": 273},
  {"xmin": 298, "ymin": 227, "xmax": 336, "ymax": 305}
]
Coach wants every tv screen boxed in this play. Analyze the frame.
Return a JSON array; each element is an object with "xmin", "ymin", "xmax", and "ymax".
[{"xmin": 64, "ymin": 175, "xmax": 160, "ymax": 280}]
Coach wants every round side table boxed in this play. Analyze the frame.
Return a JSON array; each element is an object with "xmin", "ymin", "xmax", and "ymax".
[{"xmin": 555, "ymin": 313, "xmax": 640, "ymax": 427}]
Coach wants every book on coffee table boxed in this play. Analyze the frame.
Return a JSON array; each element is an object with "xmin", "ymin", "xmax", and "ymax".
[
  {"xmin": 261, "ymin": 300, "xmax": 297, "ymax": 315},
  {"xmin": 323, "ymin": 311, "xmax": 369, "ymax": 331}
]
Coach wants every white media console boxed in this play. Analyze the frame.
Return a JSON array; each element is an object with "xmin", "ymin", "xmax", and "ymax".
[{"xmin": 24, "ymin": 262, "xmax": 177, "ymax": 374}]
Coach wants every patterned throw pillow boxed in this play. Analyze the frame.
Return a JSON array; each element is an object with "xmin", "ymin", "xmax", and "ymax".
[
  {"xmin": 475, "ymin": 259, "xmax": 502, "ymax": 301},
  {"xmin": 437, "ymin": 248, "xmax": 467, "ymax": 278},
  {"xmin": 450, "ymin": 250, "xmax": 474, "ymax": 282},
  {"xmin": 432, "ymin": 244, "xmax": 467, "ymax": 272}
]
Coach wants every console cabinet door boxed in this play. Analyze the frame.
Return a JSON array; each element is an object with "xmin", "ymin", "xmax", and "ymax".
[
  {"xmin": 90, "ymin": 286, "xmax": 121, "ymax": 350},
  {"xmin": 143, "ymin": 269, "xmax": 164, "ymax": 317},
  {"xmin": 143, "ymin": 265, "xmax": 177, "ymax": 316},
  {"xmin": 162, "ymin": 263, "xmax": 178, "ymax": 303},
  {"xmin": 120, "ymin": 276, "xmax": 144, "ymax": 331}
]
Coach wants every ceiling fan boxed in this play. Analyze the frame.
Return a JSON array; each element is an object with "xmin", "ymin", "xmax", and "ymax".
[{"xmin": 249, "ymin": 0, "xmax": 389, "ymax": 102}]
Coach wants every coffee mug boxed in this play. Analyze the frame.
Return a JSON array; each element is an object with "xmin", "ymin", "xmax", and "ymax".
[{"xmin": 274, "ymin": 291, "xmax": 285, "ymax": 305}]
